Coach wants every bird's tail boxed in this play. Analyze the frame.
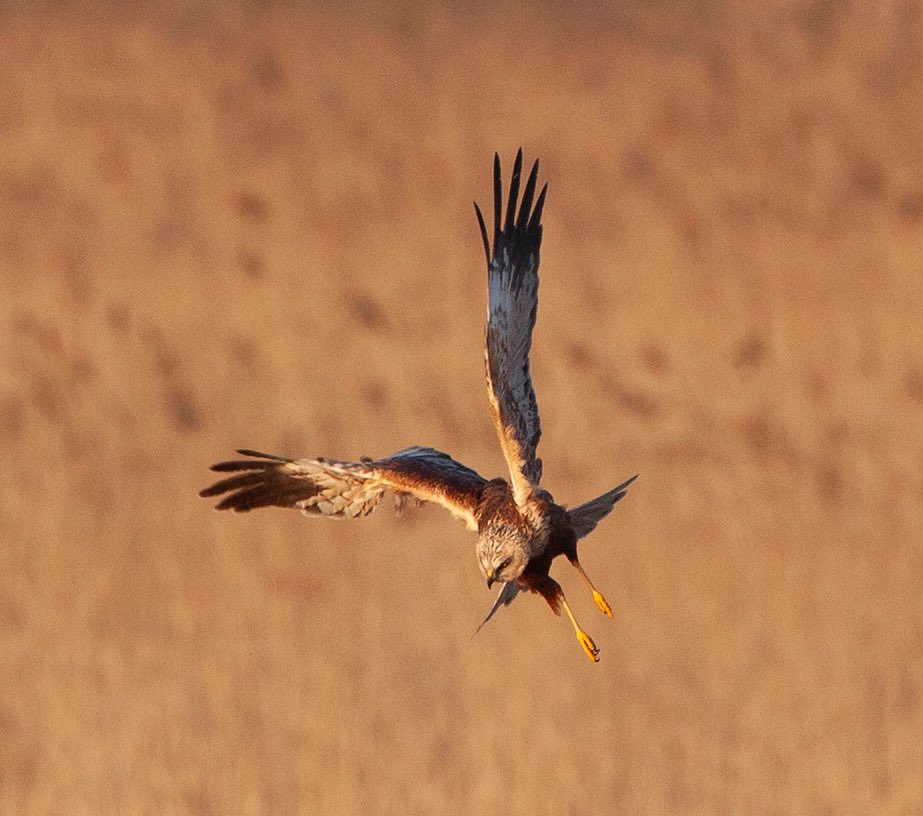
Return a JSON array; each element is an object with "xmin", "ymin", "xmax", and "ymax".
[{"xmin": 567, "ymin": 474, "xmax": 638, "ymax": 539}]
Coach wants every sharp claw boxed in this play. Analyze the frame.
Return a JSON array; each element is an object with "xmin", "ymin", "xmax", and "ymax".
[
  {"xmin": 592, "ymin": 590, "xmax": 613, "ymax": 618},
  {"xmin": 577, "ymin": 630, "xmax": 600, "ymax": 662}
]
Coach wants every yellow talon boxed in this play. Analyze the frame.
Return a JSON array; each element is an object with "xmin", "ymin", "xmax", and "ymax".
[
  {"xmin": 572, "ymin": 560, "xmax": 613, "ymax": 618},
  {"xmin": 560, "ymin": 594, "xmax": 601, "ymax": 662},
  {"xmin": 592, "ymin": 590, "xmax": 613, "ymax": 618},
  {"xmin": 577, "ymin": 629, "xmax": 600, "ymax": 662}
]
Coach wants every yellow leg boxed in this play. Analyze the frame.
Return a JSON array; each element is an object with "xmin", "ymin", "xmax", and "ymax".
[
  {"xmin": 572, "ymin": 560, "xmax": 613, "ymax": 618},
  {"xmin": 560, "ymin": 596, "xmax": 600, "ymax": 663}
]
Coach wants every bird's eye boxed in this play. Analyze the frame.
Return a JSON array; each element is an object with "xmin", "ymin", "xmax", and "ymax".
[{"xmin": 498, "ymin": 557, "xmax": 512, "ymax": 573}]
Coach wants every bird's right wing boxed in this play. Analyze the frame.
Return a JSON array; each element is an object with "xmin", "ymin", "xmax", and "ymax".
[
  {"xmin": 474, "ymin": 149, "xmax": 548, "ymax": 508},
  {"xmin": 200, "ymin": 446, "xmax": 487, "ymax": 531}
]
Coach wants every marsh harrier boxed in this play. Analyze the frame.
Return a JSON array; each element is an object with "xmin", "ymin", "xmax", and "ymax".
[{"xmin": 201, "ymin": 150, "xmax": 637, "ymax": 661}]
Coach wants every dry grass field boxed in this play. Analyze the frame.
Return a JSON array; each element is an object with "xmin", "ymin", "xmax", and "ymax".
[{"xmin": 1, "ymin": 1, "xmax": 922, "ymax": 813}]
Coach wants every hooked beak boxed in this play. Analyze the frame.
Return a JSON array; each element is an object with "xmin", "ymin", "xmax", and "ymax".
[{"xmin": 486, "ymin": 569, "xmax": 496, "ymax": 590}]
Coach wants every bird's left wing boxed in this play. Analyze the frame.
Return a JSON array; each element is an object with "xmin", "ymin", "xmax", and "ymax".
[
  {"xmin": 200, "ymin": 446, "xmax": 486, "ymax": 531},
  {"xmin": 474, "ymin": 149, "xmax": 548, "ymax": 508}
]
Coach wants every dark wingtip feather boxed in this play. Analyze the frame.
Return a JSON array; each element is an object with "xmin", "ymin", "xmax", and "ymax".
[
  {"xmin": 211, "ymin": 484, "xmax": 273, "ymax": 511},
  {"xmin": 209, "ymin": 460, "xmax": 270, "ymax": 472},
  {"xmin": 609, "ymin": 473, "xmax": 640, "ymax": 505},
  {"xmin": 214, "ymin": 479, "xmax": 318, "ymax": 513},
  {"xmin": 200, "ymin": 471, "xmax": 263, "ymax": 498},
  {"xmin": 527, "ymin": 182, "xmax": 548, "ymax": 233},
  {"xmin": 236, "ymin": 448, "xmax": 288, "ymax": 460},
  {"xmin": 215, "ymin": 494, "xmax": 251, "ymax": 511},
  {"xmin": 473, "ymin": 202, "xmax": 490, "ymax": 267},
  {"xmin": 207, "ymin": 448, "xmax": 288, "ymax": 473},
  {"xmin": 492, "ymin": 153, "xmax": 502, "ymax": 245},
  {"xmin": 516, "ymin": 158, "xmax": 539, "ymax": 231},
  {"xmin": 504, "ymin": 149, "xmax": 523, "ymax": 235},
  {"xmin": 201, "ymin": 482, "xmax": 235, "ymax": 499}
]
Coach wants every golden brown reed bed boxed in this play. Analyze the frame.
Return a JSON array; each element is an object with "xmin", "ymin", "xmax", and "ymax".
[{"xmin": 1, "ymin": 3, "xmax": 921, "ymax": 813}]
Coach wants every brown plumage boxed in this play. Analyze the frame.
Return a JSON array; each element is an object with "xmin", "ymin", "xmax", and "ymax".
[{"xmin": 201, "ymin": 150, "xmax": 637, "ymax": 662}]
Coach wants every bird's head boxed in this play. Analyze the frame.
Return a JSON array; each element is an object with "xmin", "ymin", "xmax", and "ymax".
[{"xmin": 476, "ymin": 530, "xmax": 527, "ymax": 589}]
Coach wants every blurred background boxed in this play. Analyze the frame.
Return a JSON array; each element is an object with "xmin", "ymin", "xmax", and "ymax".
[{"xmin": 1, "ymin": 1, "xmax": 921, "ymax": 813}]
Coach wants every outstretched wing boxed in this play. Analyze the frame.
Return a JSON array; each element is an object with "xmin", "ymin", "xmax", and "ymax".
[
  {"xmin": 200, "ymin": 446, "xmax": 487, "ymax": 531},
  {"xmin": 474, "ymin": 149, "xmax": 548, "ymax": 508}
]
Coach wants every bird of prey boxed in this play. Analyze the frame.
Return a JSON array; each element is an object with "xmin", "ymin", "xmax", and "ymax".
[{"xmin": 201, "ymin": 150, "xmax": 637, "ymax": 662}]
